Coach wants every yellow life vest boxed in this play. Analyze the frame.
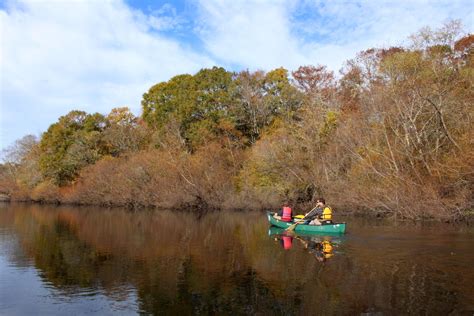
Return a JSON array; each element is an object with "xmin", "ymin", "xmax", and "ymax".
[
  {"xmin": 322, "ymin": 241, "xmax": 333, "ymax": 253},
  {"xmin": 324, "ymin": 252, "xmax": 334, "ymax": 259},
  {"xmin": 322, "ymin": 241, "xmax": 334, "ymax": 259},
  {"xmin": 321, "ymin": 206, "xmax": 332, "ymax": 220}
]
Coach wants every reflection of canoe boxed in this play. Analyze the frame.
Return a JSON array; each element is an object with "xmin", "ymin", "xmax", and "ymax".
[
  {"xmin": 268, "ymin": 226, "xmax": 337, "ymax": 238},
  {"xmin": 267, "ymin": 212, "xmax": 346, "ymax": 234},
  {"xmin": 268, "ymin": 226, "xmax": 345, "ymax": 244}
]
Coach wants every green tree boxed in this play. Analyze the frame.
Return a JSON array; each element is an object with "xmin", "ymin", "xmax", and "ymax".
[
  {"xmin": 142, "ymin": 67, "xmax": 236, "ymax": 149},
  {"xmin": 39, "ymin": 110, "xmax": 109, "ymax": 185}
]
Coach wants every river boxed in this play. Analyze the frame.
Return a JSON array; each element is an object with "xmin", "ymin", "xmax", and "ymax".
[{"xmin": 0, "ymin": 203, "xmax": 473, "ymax": 315}]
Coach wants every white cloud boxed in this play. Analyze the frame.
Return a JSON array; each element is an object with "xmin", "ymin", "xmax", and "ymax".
[
  {"xmin": 195, "ymin": 1, "xmax": 309, "ymax": 70},
  {"xmin": 146, "ymin": 4, "xmax": 185, "ymax": 31},
  {"xmin": 0, "ymin": 0, "xmax": 214, "ymax": 149},
  {"xmin": 196, "ymin": 0, "xmax": 473, "ymax": 71}
]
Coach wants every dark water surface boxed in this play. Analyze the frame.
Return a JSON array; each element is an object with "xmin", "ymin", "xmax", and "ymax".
[{"xmin": 1, "ymin": 203, "xmax": 473, "ymax": 315}]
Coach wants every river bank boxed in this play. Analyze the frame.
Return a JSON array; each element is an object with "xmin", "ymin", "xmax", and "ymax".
[
  {"xmin": 0, "ymin": 193, "xmax": 10, "ymax": 202},
  {"xmin": 3, "ymin": 195, "xmax": 473, "ymax": 224}
]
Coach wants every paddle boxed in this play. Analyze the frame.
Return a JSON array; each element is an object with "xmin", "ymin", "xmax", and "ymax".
[{"xmin": 286, "ymin": 206, "xmax": 318, "ymax": 232}]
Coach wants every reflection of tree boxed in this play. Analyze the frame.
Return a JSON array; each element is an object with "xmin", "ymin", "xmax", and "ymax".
[
  {"xmin": 1, "ymin": 204, "xmax": 472, "ymax": 315},
  {"xmin": 6, "ymin": 205, "xmax": 295, "ymax": 314}
]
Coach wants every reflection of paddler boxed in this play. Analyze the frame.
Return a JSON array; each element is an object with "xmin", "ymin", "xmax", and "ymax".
[
  {"xmin": 273, "ymin": 234, "xmax": 294, "ymax": 250},
  {"xmin": 296, "ymin": 236, "xmax": 334, "ymax": 261},
  {"xmin": 282, "ymin": 235, "xmax": 293, "ymax": 250},
  {"xmin": 320, "ymin": 240, "xmax": 333, "ymax": 259}
]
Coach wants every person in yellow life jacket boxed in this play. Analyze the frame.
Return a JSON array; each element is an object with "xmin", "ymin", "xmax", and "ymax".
[{"xmin": 305, "ymin": 198, "xmax": 332, "ymax": 226}]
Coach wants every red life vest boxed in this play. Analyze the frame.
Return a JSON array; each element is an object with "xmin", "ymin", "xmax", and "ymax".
[
  {"xmin": 282, "ymin": 206, "xmax": 292, "ymax": 222},
  {"xmin": 282, "ymin": 236, "xmax": 293, "ymax": 250}
]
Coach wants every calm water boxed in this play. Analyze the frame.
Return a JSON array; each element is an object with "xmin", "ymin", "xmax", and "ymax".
[{"xmin": 0, "ymin": 203, "xmax": 473, "ymax": 315}]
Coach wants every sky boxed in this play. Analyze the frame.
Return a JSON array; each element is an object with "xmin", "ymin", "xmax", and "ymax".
[{"xmin": 1, "ymin": 0, "xmax": 473, "ymax": 152}]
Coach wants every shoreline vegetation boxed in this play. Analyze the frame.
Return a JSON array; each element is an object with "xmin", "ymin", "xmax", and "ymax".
[{"xmin": 1, "ymin": 23, "xmax": 473, "ymax": 221}]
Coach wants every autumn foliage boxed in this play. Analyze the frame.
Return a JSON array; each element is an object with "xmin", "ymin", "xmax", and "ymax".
[{"xmin": 1, "ymin": 23, "xmax": 473, "ymax": 220}]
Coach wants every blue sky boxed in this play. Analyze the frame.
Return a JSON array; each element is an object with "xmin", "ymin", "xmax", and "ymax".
[{"xmin": 1, "ymin": 0, "xmax": 473, "ymax": 153}]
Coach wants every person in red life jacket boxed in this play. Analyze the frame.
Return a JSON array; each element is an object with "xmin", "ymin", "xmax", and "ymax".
[{"xmin": 273, "ymin": 201, "xmax": 292, "ymax": 221}]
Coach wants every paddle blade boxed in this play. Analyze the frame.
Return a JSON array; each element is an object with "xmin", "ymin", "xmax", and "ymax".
[{"xmin": 286, "ymin": 223, "xmax": 297, "ymax": 231}]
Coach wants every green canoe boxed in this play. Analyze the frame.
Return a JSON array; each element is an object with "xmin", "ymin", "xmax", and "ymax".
[{"xmin": 267, "ymin": 212, "xmax": 346, "ymax": 234}]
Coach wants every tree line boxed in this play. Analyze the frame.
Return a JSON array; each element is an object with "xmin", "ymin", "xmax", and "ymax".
[{"xmin": 1, "ymin": 22, "xmax": 473, "ymax": 220}]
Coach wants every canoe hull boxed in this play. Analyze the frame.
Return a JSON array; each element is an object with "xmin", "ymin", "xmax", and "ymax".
[{"xmin": 267, "ymin": 212, "xmax": 346, "ymax": 234}]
